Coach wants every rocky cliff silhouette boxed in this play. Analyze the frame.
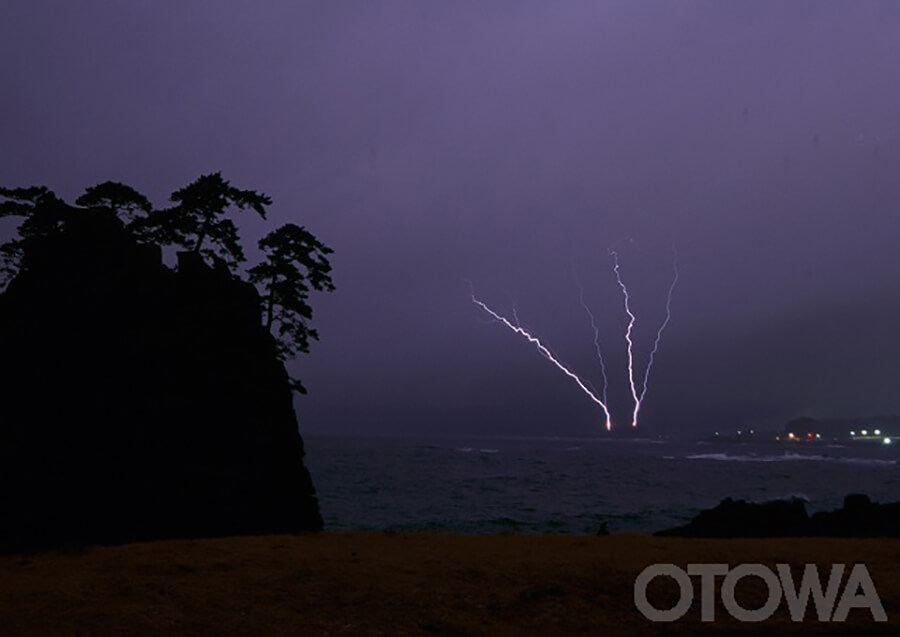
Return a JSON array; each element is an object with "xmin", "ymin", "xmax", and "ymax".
[{"xmin": 0, "ymin": 206, "xmax": 322, "ymax": 552}]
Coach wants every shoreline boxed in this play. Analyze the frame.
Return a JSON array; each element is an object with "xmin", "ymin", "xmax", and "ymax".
[{"xmin": 1, "ymin": 531, "xmax": 897, "ymax": 635}]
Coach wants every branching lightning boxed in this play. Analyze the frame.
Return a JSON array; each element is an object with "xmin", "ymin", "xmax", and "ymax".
[
  {"xmin": 470, "ymin": 289, "xmax": 613, "ymax": 430},
  {"xmin": 470, "ymin": 244, "xmax": 677, "ymax": 432}
]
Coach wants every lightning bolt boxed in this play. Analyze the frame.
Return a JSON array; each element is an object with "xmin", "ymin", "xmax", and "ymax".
[
  {"xmin": 470, "ymin": 289, "xmax": 613, "ymax": 430},
  {"xmin": 571, "ymin": 261, "xmax": 611, "ymax": 428},
  {"xmin": 610, "ymin": 249, "xmax": 640, "ymax": 426},
  {"xmin": 610, "ymin": 246, "xmax": 679, "ymax": 427},
  {"xmin": 635, "ymin": 247, "xmax": 679, "ymax": 425}
]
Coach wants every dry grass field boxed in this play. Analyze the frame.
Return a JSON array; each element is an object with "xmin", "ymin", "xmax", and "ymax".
[{"xmin": 1, "ymin": 532, "xmax": 898, "ymax": 635}]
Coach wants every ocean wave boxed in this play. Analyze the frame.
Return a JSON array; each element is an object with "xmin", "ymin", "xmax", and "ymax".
[
  {"xmin": 486, "ymin": 516, "xmax": 523, "ymax": 528},
  {"xmin": 840, "ymin": 457, "xmax": 897, "ymax": 466},
  {"xmin": 743, "ymin": 491, "xmax": 812, "ymax": 503},
  {"xmin": 773, "ymin": 492, "xmax": 810, "ymax": 502},
  {"xmin": 685, "ymin": 452, "xmax": 897, "ymax": 466}
]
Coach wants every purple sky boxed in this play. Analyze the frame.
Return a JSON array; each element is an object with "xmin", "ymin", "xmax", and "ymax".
[{"xmin": 3, "ymin": 1, "xmax": 900, "ymax": 436}]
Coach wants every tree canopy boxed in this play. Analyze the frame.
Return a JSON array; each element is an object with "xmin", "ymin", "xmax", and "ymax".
[
  {"xmin": 75, "ymin": 181, "xmax": 151, "ymax": 223},
  {"xmin": 249, "ymin": 224, "xmax": 335, "ymax": 393},
  {"xmin": 0, "ymin": 174, "xmax": 334, "ymax": 394},
  {"xmin": 0, "ymin": 186, "xmax": 69, "ymax": 283}
]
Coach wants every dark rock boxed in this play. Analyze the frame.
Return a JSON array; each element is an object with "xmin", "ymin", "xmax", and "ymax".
[
  {"xmin": 0, "ymin": 207, "xmax": 322, "ymax": 552},
  {"xmin": 810, "ymin": 494, "xmax": 900, "ymax": 537},
  {"xmin": 655, "ymin": 497, "xmax": 810, "ymax": 537},
  {"xmin": 656, "ymin": 494, "xmax": 900, "ymax": 538}
]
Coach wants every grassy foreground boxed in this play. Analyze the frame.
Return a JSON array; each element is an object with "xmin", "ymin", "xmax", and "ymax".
[{"xmin": 1, "ymin": 532, "xmax": 898, "ymax": 635}]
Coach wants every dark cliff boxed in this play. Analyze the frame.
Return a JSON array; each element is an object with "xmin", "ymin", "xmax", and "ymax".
[{"xmin": 0, "ymin": 207, "xmax": 322, "ymax": 552}]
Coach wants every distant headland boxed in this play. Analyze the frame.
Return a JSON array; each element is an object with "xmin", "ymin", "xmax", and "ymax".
[{"xmin": 702, "ymin": 414, "xmax": 900, "ymax": 445}]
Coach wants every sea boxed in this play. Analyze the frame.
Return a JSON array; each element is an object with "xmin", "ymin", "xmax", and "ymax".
[{"xmin": 303, "ymin": 435, "xmax": 900, "ymax": 534}]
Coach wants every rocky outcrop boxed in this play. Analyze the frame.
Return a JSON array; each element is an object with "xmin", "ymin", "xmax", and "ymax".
[
  {"xmin": 656, "ymin": 494, "xmax": 900, "ymax": 538},
  {"xmin": 655, "ymin": 497, "xmax": 810, "ymax": 538},
  {"xmin": 0, "ymin": 207, "xmax": 322, "ymax": 552},
  {"xmin": 809, "ymin": 494, "xmax": 900, "ymax": 537}
]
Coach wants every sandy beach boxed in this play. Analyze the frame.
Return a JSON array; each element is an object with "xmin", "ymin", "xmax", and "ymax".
[{"xmin": 0, "ymin": 532, "xmax": 897, "ymax": 635}]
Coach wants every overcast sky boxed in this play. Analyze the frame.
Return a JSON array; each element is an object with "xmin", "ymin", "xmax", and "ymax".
[{"xmin": 3, "ymin": 1, "xmax": 900, "ymax": 436}]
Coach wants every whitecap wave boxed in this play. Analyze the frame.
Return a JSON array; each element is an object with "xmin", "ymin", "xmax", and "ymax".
[{"xmin": 685, "ymin": 452, "xmax": 896, "ymax": 466}]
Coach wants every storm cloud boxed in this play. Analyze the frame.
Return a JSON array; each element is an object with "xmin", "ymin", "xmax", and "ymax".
[{"xmin": 3, "ymin": 1, "xmax": 900, "ymax": 435}]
